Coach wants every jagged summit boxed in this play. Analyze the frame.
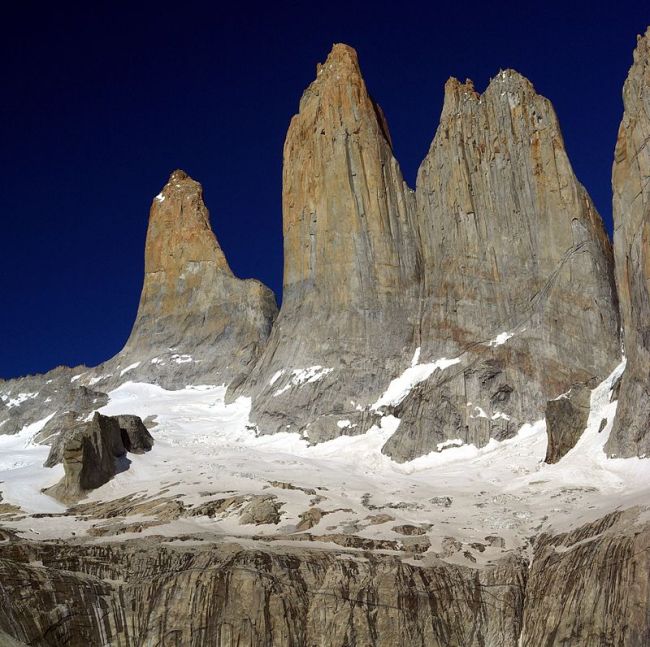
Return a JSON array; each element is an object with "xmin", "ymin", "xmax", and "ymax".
[
  {"xmin": 230, "ymin": 41, "xmax": 422, "ymax": 440},
  {"xmin": 114, "ymin": 170, "xmax": 277, "ymax": 388},
  {"xmin": 143, "ymin": 169, "xmax": 230, "ymax": 278}
]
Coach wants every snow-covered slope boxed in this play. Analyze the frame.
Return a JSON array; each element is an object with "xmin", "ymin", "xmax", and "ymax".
[{"xmin": 1, "ymin": 360, "xmax": 648, "ymax": 565}]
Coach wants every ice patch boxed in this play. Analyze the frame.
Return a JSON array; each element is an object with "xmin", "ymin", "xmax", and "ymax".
[
  {"xmin": 371, "ymin": 357, "xmax": 461, "ymax": 410},
  {"xmin": 269, "ymin": 370, "xmax": 284, "ymax": 386},
  {"xmin": 489, "ymin": 331, "xmax": 514, "ymax": 347},
  {"xmin": 273, "ymin": 366, "xmax": 333, "ymax": 396},
  {"xmin": 155, "ymin": 193, "xmax": 165, "ymax": 202},
  {"xmin": 120, "ymin": 362, "xmax": 141, "ymax": 376},
  {"xmin": 171, "ymin": 354, "xmax": 193, "ymax": 364},
  {"xmin": 71, "ymin": 374, "xmax": 84, "ymax": 382},
  {"xmin": 5, "ymin": 392, "xmax": 38, "ymax": 408},
  {"xmin": 337, "ymin": 419, "xmax": 357, "ymax": 429}
]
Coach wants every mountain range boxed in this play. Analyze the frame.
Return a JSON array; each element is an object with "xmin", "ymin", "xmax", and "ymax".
[{"xmin": 0, "ymin": 27, "xmax": 648, "ymax": 647}]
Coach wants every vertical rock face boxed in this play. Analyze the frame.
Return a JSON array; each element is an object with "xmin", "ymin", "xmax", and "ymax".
[
  {"xmin": 383, "ymin": 71, "xmax": 620, "ymax": 461},
  {"xmin": 117, "ymin": 170, "xmax": 278, "ymax": 388},
  {"xmin": 607, "ymin": 28, "xmax": 650, "ymax": 458},
  {"xmin": 235, "ymin": 44, "xmax": 422, "ymax": 440},
  {"xmin": 544, "ymin": 384, "xmax": 592, "ymax": 464}
]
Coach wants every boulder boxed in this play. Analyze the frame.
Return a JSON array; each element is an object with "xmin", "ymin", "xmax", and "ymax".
[
  {"xmin": 544, "ymin": 385, "xmax": 592, "ymax": 463},
  {"xmin": 44, "ymin": 413, "xmax": 127, "ymax": 504}
]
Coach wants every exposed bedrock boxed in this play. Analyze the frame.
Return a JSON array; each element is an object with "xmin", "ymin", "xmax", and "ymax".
[
  {"xmin": 230, "ymin": 44, "xmax": 422, "ymax": 441},
  {"xmin": 383, "ymin": 70, "xmax": 620, "ymax": 460},
  {"xmin": 107, "ymin": 169, "xmax": 278, "ymax": 390},
  {"xmin": 43, "ymin": 412, "xmax": 153, "ymax": 504},
  {"xmin": 0, "ymin": 540, "xmax": 526, "ymax": 647},
  {"xmin": 544, "ymin": 383, "xmax": 593, "ymax": 464},
  {"xmin": 521, "ymin": 508, "xmax": 650, "ymax": 645},
  {"xmin": 225, "ymin": 44, "xmax": 619, "ymax": 456},
  {"xmin": 607, "ymin": 28, "xmax": 650, "ymax": 458},
  {"xmin": 0, "ymin": 510, "xmax": 648, "ymax": 646}
]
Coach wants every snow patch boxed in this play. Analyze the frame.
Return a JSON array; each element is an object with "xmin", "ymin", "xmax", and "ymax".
[
  {"xmin": 269, "ymin": 370, "xmax": 284, "ymax": 386},
  {"xmin": 437, "ymin": 438, "xmax": 464, "ymax": 451},
  {"xmin": 489, "ymin": 331, "xmax": 514, "ymax": 347},
  {"xmin": 273, "ymin": 366, "xmax": 333, "ymax": 396},
  {"xmin": 120, "ymin": 362, "xmax": 141, "ymax": 376},
  {"xmin": 371, "ymin": 357, "xmax": 461, "ymax": 411},
  {"xmin": 5, "ymin": 392, "xmax": 38, "ymax": 408}
]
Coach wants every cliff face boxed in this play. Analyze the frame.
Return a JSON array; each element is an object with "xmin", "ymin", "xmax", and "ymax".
[
  {"xmin": 115, "ymin": 169, "xmax": 278, "ymax": 389},
  {"xmin": 0, "ymin": 539, "xmax": 526, "ymax": 647},
  {"xmin": 1, "ymin": 510, "xmax": 648, "ymax": 647},
  {"xmin": 607, "ymin": 28, "xmax": 650, "ymax": 458},
  {"xmin": 384, "ymin": 71, "xmax": 620, "ymax": 460},
  {"xmin": 237, "ymin": 47, "xmax": 618, "ymax": 458},
  {"xmin": 234, "ymin": 44, "xmax": 422, "ymax": 441}
]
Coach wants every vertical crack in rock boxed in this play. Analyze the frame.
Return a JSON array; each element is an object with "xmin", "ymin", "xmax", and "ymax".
[
  {"xmin": 230, "ymin": 44, "xmax": 422, "ymax": 441},
  {"xmin": 383, "ymin": 70, "xmax": 620, "ymax": 461}
]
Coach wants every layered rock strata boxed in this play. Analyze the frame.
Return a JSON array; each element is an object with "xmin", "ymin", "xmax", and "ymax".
[
  {"xmin": 230, "ymin": 44, "xmax": 422, "ymax": 441},
  {"xmin": 0, "ymin": 539, "xmax": 525, "ymax": 647},
  {"xmin": 606, "ymin": 28, "xmax": 650, "ymax": 458},
  {"xmin": 0, "ymin": 509, "xmax": 648, "ymax": 646}
]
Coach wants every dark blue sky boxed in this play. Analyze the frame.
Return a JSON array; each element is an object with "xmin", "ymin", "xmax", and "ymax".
[{"xmin": 1, "ymin": 1, "xmax": 647, "ymax": 379}]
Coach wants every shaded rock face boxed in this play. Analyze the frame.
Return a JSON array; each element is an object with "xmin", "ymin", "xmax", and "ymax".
[
  {"xmin": 112, "ymin": 169, "xmax": 278, "ymax": 389},
  {"xmin": 113, "ymin": 415, "xmax": 153, "ymax": 454},
  {"xmin": 0, "ymin": 541, "xmax": 526, "ymax": 647},
  {"xmin": 44, "ymin": 413, "xmax": 152, "ymax": 503},
  {"xmin": 544, "ymin": 384, "xmax": 592, "ymax": 463},
  {"xmin": 607, "ymin": 28, "xmax": 650, "ymax": 458},
  {"xmin": 383, "ymin": 71, "xmax": 620, "ymax": 461},
  {"xmin": 233, "ymin": 44, "xmax": 422, "ymax": 440},
  {"xmin": 521, "ymin": 509, "xmax": 650, "ymax": 645}
]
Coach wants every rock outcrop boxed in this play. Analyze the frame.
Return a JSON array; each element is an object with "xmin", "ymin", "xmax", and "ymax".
[
  {"xmin": 383, "ymin": 70, "xmax": 620, "ymax": 460},
  {"xmin": 607, "ymin": 28, "xmax": 650, "ymax": 458},
  {"xmin": 43, "ymin": 412, "xmax": 151, "ymax": 503},
  {"xmin": 113, "ymin": 415, "xmax": 153, "ymax": 454},
  {"xmin": 521, "ymin": 509, "xmax": 650, "ymax": 645},
  {"xmin": 1, "ymin": 509, "xmax": 648, "ymax": 646},
  {"xmin": 0, "ymin": 539, "xmax": 526, "ymax": 647},
  {"xmin": 544, "ymin": 384, "xmax": 592, "ymax": 463},
  {"xmin": 0, "ymin": 368, "xmax": 107, "ymax": 437},
  {"xmin": 110, "ymin": 169, "xmax": 278, "ymax": 389},
  {"xmin": 231, "ymin": 44, "xmax": 422, "ymax": 441}
]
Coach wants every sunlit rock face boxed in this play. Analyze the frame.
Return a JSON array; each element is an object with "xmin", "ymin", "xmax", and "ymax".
[
  {"xmin": 607, "ymin": 28, "xmax": 650, "ymax": 458},
  {"xmin": 232, "ymin": 44, "xmax": 423, "ymax": 441},
  {"xmin": 383, "ymin": 70, "xmax": 620, "ymax": 461},
  {"xmin": 115, "ymin": 169, "xmax": 278, "ymax": 389}
]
